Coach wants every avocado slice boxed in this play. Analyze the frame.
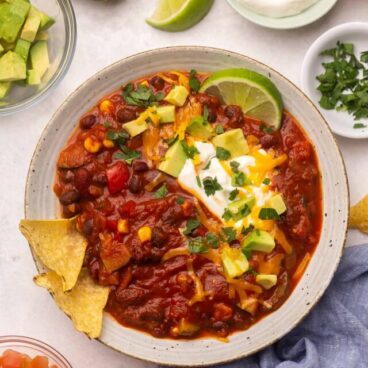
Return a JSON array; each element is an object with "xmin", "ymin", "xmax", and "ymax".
[
  {"xmin": 158, "ymin": 140, "xmax": 186, "ymax": 178},
  {"xmin": 123, "ymin": 119, "xmax": 148, "ymax": 137},
  {"xmin": 0, "ymin": 81, "xmax": 11, "ymax": 99},
  {"xmin": 0, "ymin": 0, "xmax": 30, "ymax": 43},
  {"xmin": 34, "ymin": 30, "xmax": 48, "ymax": 41},
  {"xmin": 164, "ymin": 85, "xmax": 189, "ymax": 107},
  {"xmin": 242, "ymin": 229, "xmax": 275, "ymax": 253},
  {"xmin": 0, "ymin": 43, "xmax": 4, "ymax": 55},
  {"xmin": 36, "ymin": 8, "xmax": 55, "ymax": 30},
  {"xmin": 30, "ymin": 40, "xmax": 49, "ymax": 78},
  {"xmin": 156, "ymin": 105, "xmax": 175, "ymax": 123},
  {"xmin": 186, "ymin": 116, "xmax": 214, "ymax": 139},
  {"xmin": 212, "ymin": 129, "xmax": 249, "ymax": 158},
  {"xmin": 221, "ymin": 244, "xmax": 249, "ymax": 278},
  {"xmin": 267, "ymin": 194, "xmax": 287, "ymax": 215},
  {"xmin": 14, "ymin": 38, "xmax": 30, "ymax": 61},
  {"xmin": 227, "ymin": 196, "xmax": 255, "ymax": 220},
  {"xmin": 256, "ymin": 274, "xmax": 277, "ymax": 290},
  {"xmin": 20, "ymin": 6, "xmax": 40, "ymax": 42},
  {"xmin": 0, "ymin": 51, "xmax": 26, "ymax": 81},
  {"xmin": 26, "ymin": 68, "xmax": 40, "ymax": 85}
]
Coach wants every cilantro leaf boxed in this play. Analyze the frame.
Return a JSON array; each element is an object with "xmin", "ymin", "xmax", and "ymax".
[
  {"xmin": 206, "ymin": 232, "xmax": 219, "ymax": 249},
  {"xmin": 154, "ymin": 184, "xmax": 168, "ymax": 198},
  {"xmin": 122, "ymin": 83, "xmax": 163, "ymax": 107},
  {"xmin": 215, "ymin": 125, "xmax": 224, "ymax": 135},
  {"xmin": 189, "ymin": 69, "xmax": 201, "ymax": 92},
  {"xmin": 188, "ymin": 237, "xmax": 208, "ymax": 254},
  {"xmin": 229, "ymin": 189, "xmax": 239, "ymax": 201},
  {"xmin": 230, "ymin": 161, "xmax": 240, "ymax": 173},
  {"xmin": 176, "ymin": 197, "xmax": 185, "ymax": 205},
  {"xmin": 181, "ymin": 140, "xmax": 200, "ymax": 159},
  {"xmin": 203, "ymin": 176, "xmax": 223, "ymax": 196},
  {"xmin": 263, "ymin": 178, "xmax": 271, "ymax": 185},
  {"xmin": 216, "ymin": 146, "xmax": 231, "ymax": 160},
  {"xmin": 353, "ymin": 123, "xmax": 367, "ymax": 129},
  {"xmin": 231, "ymin": 172, "xmax": 251, "ymax": 187},
  {"xmin": 259, "ymin": 208, "xmax": 279, "ymax": 220},
  {"xmin": 222, "ymin": 227, "xmax": 236, "ymax": 242},
  {"xmin": 241, "ymin": 224, "xmax": 255, "ymax": 236},
  {"xmin": 183, "ymin": 219, "xmax": 201, "ymax": 235},
  {"xmin": 113, "ymin": 146, "xmax": 141, "ymax": 165}
]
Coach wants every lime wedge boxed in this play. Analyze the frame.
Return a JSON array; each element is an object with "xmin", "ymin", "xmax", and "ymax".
[
  {"xmin": 146, "ymin": 0, "xmax": 214, "ymax": 32},
  {"xmin": 200, "ymin": 68, "xmax": 283, "ymax": 130}
]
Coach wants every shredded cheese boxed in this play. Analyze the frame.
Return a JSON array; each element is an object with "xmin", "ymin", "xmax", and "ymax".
[
  {"xmin": 272, "ymin": 225, "xmax": 293, "ymax": 254},
  {"xmin": 293, "ymin": 252, "xmax": 311, "ymax": 281},
  {"xmin": 162, "ymin": 247, "xmax": 189, "ymax": 262}
]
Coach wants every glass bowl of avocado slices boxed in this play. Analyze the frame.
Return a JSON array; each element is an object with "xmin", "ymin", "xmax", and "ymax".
[{"xmin": 0, "ymin": 0, "xmax": 76, "ymax": 115}]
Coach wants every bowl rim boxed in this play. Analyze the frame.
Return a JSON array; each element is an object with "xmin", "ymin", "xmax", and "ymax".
[
  {"xmin": 0, "ymin": 335, "xmax": 72, "ymax": 367},
  {"xmin": 24, "ymin": 46, "xmax": 349, "ymax": 366},
  {"xmin": 0, "ymin": 0, "xmax": 77, "ymax": 116}
]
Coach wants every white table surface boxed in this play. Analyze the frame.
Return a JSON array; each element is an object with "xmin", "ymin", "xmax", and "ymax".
[{"xmin": 1, "ymin": 1, "xmax": 368, "ymax": 367}]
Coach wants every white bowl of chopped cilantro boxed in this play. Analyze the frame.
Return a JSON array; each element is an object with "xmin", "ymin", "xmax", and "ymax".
[
  {"xmin": 0, "ymin": 0, "xmax": 76, "ymax": 116},
  {"xmin": 301, "ymin": 22, "xmax": 368, "ymax": 139}
]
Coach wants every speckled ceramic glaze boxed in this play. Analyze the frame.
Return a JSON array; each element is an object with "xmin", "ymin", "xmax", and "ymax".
[{"xmin": 25, "ymin": 47, "xmax": 349, "ymax": 366}]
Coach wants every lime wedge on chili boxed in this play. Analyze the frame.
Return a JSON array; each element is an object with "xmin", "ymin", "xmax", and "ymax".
[
  {"xmin": 146, "ymin": 0, "xmax": 214, "ymax": 32},
  {"xmin": 199, "ymin": 68, "xmax": 283, "ymax": 130}
]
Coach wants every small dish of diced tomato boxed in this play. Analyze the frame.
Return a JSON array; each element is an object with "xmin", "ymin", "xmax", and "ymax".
[{"xmin": 1, "ymin": 350, "xmax": 59, "ymax": 368}]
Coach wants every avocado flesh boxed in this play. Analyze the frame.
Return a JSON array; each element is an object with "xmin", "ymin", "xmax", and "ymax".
[
  {"xmin": 0, "ymin": 81, "xmax": 11, "ymax": 98},
  {"xmin": 268, "ymin": 194, "xmax": 287, "ymax": 215},
  {"xmin": 123, "ymin": 119, "xmax": 148, "ymax": 137},
  {"xmin": 256, "ymin": 274, "xmax": 277, "ymax": 290},
  {"xmin": 164, "ymin": 85, "xmax": 189, "ymax": 107},
  {"xmin": 14, "ymin": 38, "xmax": 30, "ymax": 61},
  {"xmin": 212, "ymin": 128, "xmax": 249, "ymax": 158},
  {"xmin": 0, "ymin": 50, "xmax": 26, "ymax": 81},
  {"xmin": 186, "ymin": 116, "xmax": 214, "ymax": 139},
  {"xmin": 242, "ymin": 229, "xmax": 275, "ymax": 253},
  {"xmin": 37, "ymin": 8, "xmax": 55, "ymax": 30},
  {"xmin": 156, "ymin": 105, "xmax": 175, "ymax": 123},
  {"xmin": 158, "ymin": 140, "xmax": 187, "ymax": 178},
  {"xmin": 30, "ymin": 40, "xmax": 49, "ymax": 78},
  {"xmin": 228, "ymin": 196, "xmax": 255, "ymax": 220},
  {"xmin": 26, "ymin": 68, "xmax": 40, "ymax": 85},
  {"xmin": 20, "ymin": 6, "xmax": 40, "ymax": 42}
]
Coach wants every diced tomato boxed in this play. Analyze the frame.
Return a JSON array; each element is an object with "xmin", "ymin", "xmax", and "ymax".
[
  {"xmin": 119, "ymin": 200, "xmax": 136, "ymax": 218},
  {"xmin": 30, "ymin": 356, "xmax": 49, "ymax": 368},
  {"xmin": 2, "ymin": 350, "xmax": 24, "ymax": 368},
  {"xmin": 106, "ymin": 218, "xmax": 118, "ymax": 231},
  {"xmin": 106, "ymin": 161, "xmax": 130, "ymax": 194}
]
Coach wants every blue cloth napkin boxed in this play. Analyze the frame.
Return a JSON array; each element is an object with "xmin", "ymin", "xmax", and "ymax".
[{"xmin": 217, "ymin": 244, "xmax": 368, "ymax": 368}]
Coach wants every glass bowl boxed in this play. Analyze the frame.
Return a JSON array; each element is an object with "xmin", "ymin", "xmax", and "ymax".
[
  {"xmin": 0, "ymin": 336, "xmax": 72, "ymax": 367},
  {"xmin": 0, "ymin": 0, "xmax": 77, "ymax": 116}
]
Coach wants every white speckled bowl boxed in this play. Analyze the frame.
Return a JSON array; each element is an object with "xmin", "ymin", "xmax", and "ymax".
[{"xmin": 25, "ymin": 47, "xmax": 349, "ymax": 366}]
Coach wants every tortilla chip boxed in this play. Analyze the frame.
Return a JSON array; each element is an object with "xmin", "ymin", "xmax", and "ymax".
[
  {"xmin": 349, "ymin": 195, "xmax": 368, "ymax": 233},
  {"xmin": 19, "ymin": 218, "xmax": 87, "ymax": 291},
  {"xmin": 34, "ymin": 269, "xmax": 109, "ymax": 339}
]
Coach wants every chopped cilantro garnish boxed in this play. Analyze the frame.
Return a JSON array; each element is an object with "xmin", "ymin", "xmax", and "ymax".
[
  {"xmin": 113, "ymin": 146, "xmax": 141, "ymax": 165},
  {"xmin": 203, "ymin": 159, "xmax": 212, "ymax": 170},
  {"xmin": 203, "ymin": 176, "xmax": 223, "ymax": 196},
  {"xmin": 188, "ymin": 237, "xmax": 208, "ymax": 254},
  {"xmin": 216, "ymin": 146, "xmax": 231, "ymax": 160},
  {"xmin": 241, "ymin": 224, "xmax": 254, "ymax": 236},
  {"xmin": 230, "ymin": 161, "xmax": 240, "ymax": 173},
  {"xmin": 189, "ymin": 69, "xmax": 201, "ymax": 92},
  {"xmin": 263, "ymin": 178, "xmax": 271, "ymax": 185},
  {"xmin": 242, "ymin": 247, "xmax": 252, "ymax": 260},
  {"xmin": 176, "ymin": 197, "xmax": 185, "ymax": 205},
  {"xmin": 107, "ymin": 129, "xmax": 129, "ymax": 145},
  {"xmin": 196, "ymin": 175, "xmax": 202, "ymax": 188},
  {"xmin": 183, "ymin": 219, "xmax": 201, "ymax": 235},
  {"xmin": 122, "ymin": 83, "xmax": 164, "ymax": 107},
  {"xmin": 245, "ymin": 267, "xmax": 258, "ymax": 276},
  {"xmin": 215, "ymin": 125, "xmax": 224, "ymax": 135},
  {"xmin": 181, "ymin": 140, "xmax": 200, "ymax": 159},
  {"xmin": 203, "ymin": 105, "xmax": 209, "ymax": 124},
  {"xmin": 222, "ymin": 208, "xmax": 233, "ymax": 222},
  {"xmin": 206, "ymin": 232, "xmax": 219, "ymax": 249},
  {"xmin": 229, "ymin": 189, "xmax": 239, "ymax": 201},
  {"xmin": 231, "ymin": 172, "xmax": 251, "ymax": 187},
  {"xmin": 353, "ymin": 123, "xmax": 367, "ymax": 129},
  {"xmin": 259, "ymin": 208, "xmax": 279, "ymax": 220},
  {"xmin": 222, "ymin": 227, "xmax": 236, "ymax": 242},
  {"xmin": 261, "ymin": 124, "xmax": 275, "ymax": 134},
  {"xmin": 154, "ymin": 183, "xmax": 168, "ymax": 198}
]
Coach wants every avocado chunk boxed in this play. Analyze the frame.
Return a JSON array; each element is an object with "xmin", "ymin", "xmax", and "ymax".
[
  {"xmin": 267, "ymin": 194, "xmax": 287, "ymax": 215},
  {"xmin": 30, "ymin": 40, "xmax": 49, "ymax": 78},
  {"xmin": 26, "ymin": 68, "xmax": 40, "ymax": 85},
  {"xmin": 14, "ymin": 38, "xmax": 30, "ymax": 61},
  {"xmin": 186, "ymin": 116, "xmax": 214, "ymax": 139},
  {"xmin": 158, "ymin": 140, "xmax": 186, "ymax": 177},
  {"xmin": 0, "ymin": 0, "xmax": 30, "ymax": 43},
  {"xmin": 37, "ymin": 8, "xmax": 55, "ymax": 30},
  {"xmin": 0, "ymin": 43, "xmax": 4, "ymax": 55},
  {"xmin": 20, "ymin": 6, "xmax": 40, "ymax": 42},
  {"xmin": 227, "ymin": 196, "xmax": 255, "ymax": 220},
  {"xmin": 156, "ymin": 105, "xmax": 175, "ymax": 123},
  {"xmin": 123, "ymin": 118, "xmax": 148, "ymax": 137},
  {"xmin": 35, "ymin": 30, "xmax": 48, "ymax": 41},
  {"xmin": 164, "ymin": 85, "xmax": 189, "ymax": 106},
  {"xmin": 221, "ymin": 244, "xmax": 249, "ymax": 278},
  {"xmin": 0, "ymin": 81, "xmax": 11, "ymax": 98},
  {"xmin": 256, "ymin": 274, "xmax": 277, "ymax": 290},
  {"xmin": 0, "ymin": 51, "xmax": 26, "ymax": 81},
  {"xmin": 242, "ymin": 229, "xmax": 275, "ymax": 253},
  {"xmin": 212, "ymin": 129, "xmax": 249, "ymax": 158}
]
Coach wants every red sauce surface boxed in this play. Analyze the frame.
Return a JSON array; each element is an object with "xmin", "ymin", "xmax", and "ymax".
[{"xmin": 54, "ymin": 71, "xmax": 322, "ymax": 339}]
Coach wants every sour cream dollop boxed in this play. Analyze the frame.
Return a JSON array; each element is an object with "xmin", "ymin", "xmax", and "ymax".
[{"xmin": 237, "ymin": 0, "xmax": 320, "ymax": 18}]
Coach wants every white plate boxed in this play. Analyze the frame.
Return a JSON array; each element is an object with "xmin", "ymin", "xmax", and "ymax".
[
  {"xmin": 227, "ymin": 0, "xmax": 338, "ymax": 30},
  {"xmin": 301, "ymin": 22, "xmax": 368, "ymax": 139},
  {"xmin": 24, "ymin": 47, "xmax": 349, "ymax": 366}
]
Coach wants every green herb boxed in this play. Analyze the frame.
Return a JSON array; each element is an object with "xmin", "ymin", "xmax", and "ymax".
[
  {"xmin": 222, "ymin": 227, "xmax": 236, "ymax": 242},
  {"xmin": 206, "ymin": 232, "xmax": 219, "ymax": 249},
  {"xmin": 241, "ymin": 224, "xmax": 254, "ymax": 236},
  {"xmin": 113, "ymin": 146, "xmax": 141, "ymax": 165},
  {"xmin": 164, "ymin": 135, "xmax": 178, "ymax": 146},
  {"xmin": 263, "ymin": 178, "xmax": 271, "ymax": 185},
  {"xmin": 203, "ymin": 159, "xmax": 212, "ymax": 170},
  {"xmin": 176, "ymin": 197, "xmax": 185, "ymax": 205},
  {"xmin": 122, "ymin": 83, "xmax": 164, "ymax": 107},
  {"xmin": 216, "ymin": 146, "xmax": 231, "ymax": 160},
  {"xmin": 189, "ymin": 69, "xmax": 201, "ymax": 92},
  {"xmin": 245, "ymin": 267, "xmax": 258, "ymax": 276},
  {"xmin": 259, "ymin": 208, "xmax": 280, "ymax": 220},
  {"xmin": 183, "ymin": 219, "xmax": 201, "ymax": 235},
  {"xmin": 181, "ymin": 140, "xmax": 200, "ymax": 159},
  {"xmin": 203, "ymin": 176, "xmax": 223, "ymax": 196},
  {"xmin": 188, "ymin": 237, "xmax": 208, "ymax": 254},
  {"xmin": 242, "ymin": 247, "xmax": 252, "ymax": 260},
  {"xmin": 230, "ymin": 161, "xmax": 240, "ymax": 173},
  {"xmin": 196, "ymin": 175, "xmax": 202, "ymax": 188},
  {"xmin": 103, "ymin": 121, "xmax": 111, "ymax": 128},
  {"xmin": 107, "ymin": 129, "xmax": 129, "ymax": 146},
  {"xmin": 203, "ymin": 105, "xmax": 209, "ymax": 124},
  {"xmin": 317, "ymin": 41, "xmax": 368, "ymax": 120},
  {"xmin": 231, "ymin": 172, "xmax": 251, "ymax": 187},
  {"xmin": 353, "ymin": 123, "xmax": 367, "ymax": 129},
  {"xmin": 154, "ymin": 184, "xmax": 168, "ymax": 198},
  {"xmin": 215, "ymin": 125, "xmax": 224, "ymax": 135},
  {"xmin": 222, "ymin": 208, "xmax": 233, "ymax": 222},
  {"xmin": 261, "ymin": 124, "xmax": 274, "ymax": 134},
  {"xmin": 229, "ymin": 189, "xmax": 239, "ymax": 201}
]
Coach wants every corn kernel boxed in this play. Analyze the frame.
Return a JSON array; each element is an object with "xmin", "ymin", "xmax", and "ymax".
[
  {"xmin": 99, "ymin": 99, "xmax": 114, "ymax": 114},
  {"xmin": 117, "ymin": 219, "xmax": 129, "ymax": 234},
  {"xmin": 140, "ymin": 80, "xmax": 149, "ymax": 87},
  {"xmin": 138, "ymin": 226, "xmax": 152, "ymax": 243},
  {"xmin": 84, "ymin": 137, "xmax": 102, "ymax": 153},
  {"xmin": 103, "ymin": 138, "xmax": 115, "ymax": 148}
]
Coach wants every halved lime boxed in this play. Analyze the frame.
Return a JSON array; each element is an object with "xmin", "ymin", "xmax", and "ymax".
[
  {"xmin": 146, "ymin": 0, "xmax": 214, "ymax": 32},
  {"xmin": 200, "ymin": 68, "xmax": 283, "ymax": 130}
]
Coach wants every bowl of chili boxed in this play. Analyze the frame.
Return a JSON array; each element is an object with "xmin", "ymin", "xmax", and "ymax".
[{"xmin": 24, "ymin": 47, "xmax": 348, "ymax": 366}]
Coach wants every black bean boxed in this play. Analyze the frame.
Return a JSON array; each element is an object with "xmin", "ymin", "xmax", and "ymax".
[
  {"xmin": 128, "ymin": 175, "xmax": 143, "ymax": 194},
  {"xmin": 207, "ymin": 109, "xmax": 217, "ymax": 123},
  {"xmin": 116, "ymin": 106, "xmax": 138, "ymax": 123},
  {"xmin": 74, "ymin": 167, "xmax": 91, "ymax": 193},
  {"xmin": 59, "ymin": 189, "xmax": 80, "ymax": 205},
  {"xmin": 150, "ymin": 76, "xmax": 165, "ymax": 90},
  {"xmin": 82, "ymin": 218, "xmax": 94, "ymax": 236},
  {"xmin": 151, "ymin": 227, "xmax": 167, "ymax": 248},
  {"xmin": 79, "ymin": 114, "xmax": 97, "ymax": 129},
  {"xmin": 133, "ymin": 160, "xmax": 149, "ymax": 173}
]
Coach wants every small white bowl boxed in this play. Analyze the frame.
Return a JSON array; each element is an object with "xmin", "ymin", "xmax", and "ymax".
[{"xmin": 301, "ymin": 22, "xmax": 368, "ymax": 139}]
